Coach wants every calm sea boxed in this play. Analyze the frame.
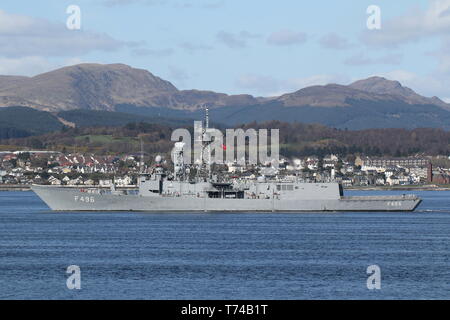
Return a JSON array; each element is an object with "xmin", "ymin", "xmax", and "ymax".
[{"xmin": 0, "ymin": 190, "xmax": 449, "ymax": 300}]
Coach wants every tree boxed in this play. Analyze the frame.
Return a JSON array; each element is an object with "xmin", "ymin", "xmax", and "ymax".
[
  {"xmin": 29, "ymin": 138, "xmax": 44, "ymax": 149},
  {"xmin": 335, "ymin": 159, "xmax": 343, "ymax": 171},
  {"xmin": 17, "ymin": 152, "xmax": 30, "ymax": 161},
  {"xmin": 318, "ymin": 158, "xmax": 323, "ymax": 170}
]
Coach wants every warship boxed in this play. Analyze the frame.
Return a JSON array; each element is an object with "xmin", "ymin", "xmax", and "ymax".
[{"xmin": 32, "ymin": 112, "xmax": 422, "ymax": 212}]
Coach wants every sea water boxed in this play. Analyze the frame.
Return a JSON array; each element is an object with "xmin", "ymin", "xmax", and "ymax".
[{"xmin": 0, "ymin": 190, "xmax": 449, "ymax": 299}]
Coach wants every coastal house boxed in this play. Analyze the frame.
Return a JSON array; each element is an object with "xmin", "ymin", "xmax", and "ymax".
[
  {"xmin": 99, "ymin": 179, "xmax": 113, "ymax": 187},
  {"xmin": 323, "ymin": 154, "xmax": 339, "ymax": 169},
  {"xmin": 408, "ymin": 166, "xmax": 428, "ymax": 180},
  {"xmin": 292, "ymin": 158, "xmax": 305, "ymax": 170},
  {"xmin": 62, "ymin": 176, "xmax": 70, "ymax": 184},
  {"xmin": 306, "ymin": 157, "xmax": 319, "ymax": 170},
  {"xmin": 68, "ymin": 176, "xmax": 84, "ymax": 185},
  {"xmin": 48, "ymin": 176, "xmax": 62, "ymax": 185},
  {"xmin": 84, "ymin": 179, "xmax": 95, "ymax": 186},
  {"xmin": 341, "ymin": 177, "xmax": 353, "ymax": 187},
  {"xmin": 375, "ymin": 177, "xmax": 386, "ymax": 185},
  {"xmin": 427, "ymin": 163, "xmax": 450, "ymax": 184},
  {"xmin": 353, "ymin": 175, "xmax": 369, "ymax": 186},
  {"xmin": 115, "ymin": 175, "xmax": 133, "ymax": 186}
]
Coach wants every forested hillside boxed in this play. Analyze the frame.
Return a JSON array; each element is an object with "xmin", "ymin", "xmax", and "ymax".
[{"xmin": 2, "ymin": 121, "xmax": 449, "ymax": 157}]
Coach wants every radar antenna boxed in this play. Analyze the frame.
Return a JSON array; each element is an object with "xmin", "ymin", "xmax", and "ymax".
[
  {"xmin": 140, "ymin": 138, "xmax": 144, "ymax": 174},
  {"xmin": 205, "ymin": 107, "xmax": 211, "ymax": 178}
]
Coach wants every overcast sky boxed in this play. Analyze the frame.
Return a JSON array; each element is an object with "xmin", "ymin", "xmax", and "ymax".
[{"xmin": 1, "ymin": 0, "xmax": 450, "ymax": 100}]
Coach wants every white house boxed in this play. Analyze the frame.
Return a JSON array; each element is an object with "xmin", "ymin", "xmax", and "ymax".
[
  {"xmin": 48, "ymin": 176, "xmax": 61, "ymax": 185},
  {"xmin": 84, "ymin": 179, "xmax": 95, "ymax": 186},
  {"xmin": 306, "ymin": 157, "xmax": 319, "ymax": 170},
  {"xmin": 99, "ymin": 179, "xmax": 113, "ymax": 187},
  {"xmin": 292, "ymin": 158, "xmax": 305, "ymax": 170},
  {"xmin": 323, "ymin": 154, "xmax": 339, "ymax": 169},
  {"xmin": 115, "ymin": 176, "xmax": 133, "ymax": 186}
]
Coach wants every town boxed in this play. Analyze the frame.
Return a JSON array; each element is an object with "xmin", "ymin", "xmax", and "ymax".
[{"xmin": 1, "ymin": 150, "xmax": 449, "ymax": 189}]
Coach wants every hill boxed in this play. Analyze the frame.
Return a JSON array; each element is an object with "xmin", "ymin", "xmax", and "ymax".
[
  {"xmin": 0, "ymin": 63, "xmax": 450, "ymax": 130},
  {"xmin": 0, "ymin": 107, "xmax": 64, "ymax": 138},
  {"xmin": 0, "ymin": 63, "xmax": 257, "ymax": 112},
  {"xmin": 0, "ymin": 107, "xmax": 193, "ymax": 139}
]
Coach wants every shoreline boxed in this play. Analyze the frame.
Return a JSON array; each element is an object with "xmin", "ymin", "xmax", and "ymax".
[
  {"xmin": 0, "ymin": 185, "xmax": 137, "ymax": 192},
  {"xmin": 2, "ymin": 184, "xmax": 450, "ymax": 192},
  {"xmin": 0, "ymin": 185, "xmax": 31, "ymax": 191},
  {"xmin": 345, "ymin": 185, "xmax": 450, "ymax": 191}
]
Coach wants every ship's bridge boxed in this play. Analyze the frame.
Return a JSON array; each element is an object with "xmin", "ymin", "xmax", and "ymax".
[{"xmin": 206, "ymin": 182, "xmax": 244, "ymax": 199}]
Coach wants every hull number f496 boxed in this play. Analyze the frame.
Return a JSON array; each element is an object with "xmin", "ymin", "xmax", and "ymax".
[{"xmin": 74, "ymin": 196, "xmax": 95, "ymax": 203}]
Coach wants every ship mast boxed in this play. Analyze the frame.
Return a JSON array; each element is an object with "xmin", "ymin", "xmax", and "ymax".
[
  {"xmin": 196, "ymin": 105, "xmax": 213, "ymax": 180},
  {"xmin": 205, "ymin": 107, "xmax": 211, "ymax": 178},
  {"xmin": 140, "ymin": 138, "xmax": 144, "ymax": 174}
]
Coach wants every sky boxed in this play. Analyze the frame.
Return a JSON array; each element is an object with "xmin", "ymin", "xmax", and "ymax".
[{"xmin": 1, "ymin": 0, "xmax": 450, "ymax": 100}]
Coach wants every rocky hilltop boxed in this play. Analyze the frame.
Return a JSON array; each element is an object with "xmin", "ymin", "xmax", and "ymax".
[{"xmin": 0, "ymin": 63, "xmax": 257, "ymax": 111}]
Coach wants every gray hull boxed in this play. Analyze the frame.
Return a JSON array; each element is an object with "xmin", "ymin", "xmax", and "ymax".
[{"xmin": 31, "ymin": 185, "xmax": 422, "ymax": 212}]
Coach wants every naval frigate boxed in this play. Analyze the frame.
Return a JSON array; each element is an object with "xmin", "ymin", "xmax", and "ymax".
[{"xmin": 32, "ymin": 113, "xmax": 422, "ymax": 212}]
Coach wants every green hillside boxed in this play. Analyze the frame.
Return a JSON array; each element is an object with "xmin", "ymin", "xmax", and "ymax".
[
  {"xmin": 0, "ymin": 107, "xmax": 193, "ymax": 139},
  {"xmin": 58, "ymin": 109, "xmax": 192, "ymax": 128},
  {"xmin": 0, "ymin": 107, "xmax": 63, "ymax": 139}
]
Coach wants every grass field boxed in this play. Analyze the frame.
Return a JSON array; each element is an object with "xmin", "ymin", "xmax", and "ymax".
[
  {"xmin": 0, "ymin": 145, "xmax": 24, "ymax": 151},
  {"xmin": 75, "ymin": 135, "xmax": 138, "ymax": 144}
]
